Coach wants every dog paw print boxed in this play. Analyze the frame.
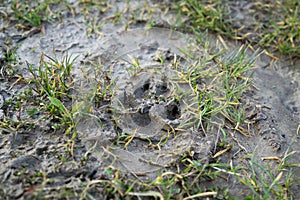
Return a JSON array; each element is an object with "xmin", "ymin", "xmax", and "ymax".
[{"xmin": 112, "ymin": 67, "xmax": 196, "ymax": 140}]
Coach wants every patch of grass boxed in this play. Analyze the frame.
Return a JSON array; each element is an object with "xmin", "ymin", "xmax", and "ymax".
[
  {"xmin": 78, "ymin": 0, "xmax": 111, "ymax": 36},
  {"xmin": 9, "ymin": 0, "xmax": 67, "ymax": 29},
  {"xmin": 238, "ymin": 148, "xmax": 300, "ymax": 199},
  {"xmin": 177, "ymin": 0, "xmax": 300, "ymax": 58},
  {"xmin": 0, "ymin": 47, "xmax": 18, "ymax": 78},
  {"xmin": 178, "ymin": 39, "xmax": 260, "ymax": 135},
  {"xmin": 178, "ymin": 0, "xmax": 231, "ymax": 36},
  {"xmin": 217, "ymin": 46, "xmax": 259, "ymax": 129},
  {"xmin": 28, "ymin": 54, "xmax": 75, "ymax": 97},
  {"xmin": 27, "ymin": 53, "xmax": 77, "ymax": 137},
  {"xmin": 254, "ymin": 1, "xmax": 300, "ymax": 56}
]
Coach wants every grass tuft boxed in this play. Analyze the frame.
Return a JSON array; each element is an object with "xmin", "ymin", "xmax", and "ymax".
[
  {"xmin": 177, "ymin": 0, "xmax": 300, "ymax": 58},
  {"xmin": 27, "ymin": 53, "xmax": 77, "ymax": 136},
  {"xmin": 10, "ymin": 0, "xmax": 65, "ymax": 28}
]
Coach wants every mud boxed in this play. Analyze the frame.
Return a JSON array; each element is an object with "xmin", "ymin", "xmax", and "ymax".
[
  {"xmin": 76, "ymin": 28, "xmax": 211, "ymax": 181},
  {"xmin": 0, "ymin": 0, "xmax": 300, "ymax": 199}
]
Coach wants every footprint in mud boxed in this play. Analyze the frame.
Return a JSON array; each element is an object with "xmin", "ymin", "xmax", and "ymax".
[
  {"xmin": 244, "ymin": 100, "xmax": 287, "ymax": 152},
  {"xmin": 112, "ymin": 68, "xmax": 195, "ymax": 140},
  {"xmin": 76, "ymin": 28, "xmax": 213, "ymax": 180},
  {"xmin": 260, "ymin": 126, "xmax": 286, "ymax": 151},
  {"xmin": 249, "ymin": 65, "xmax": 300, "ymax": 153}
]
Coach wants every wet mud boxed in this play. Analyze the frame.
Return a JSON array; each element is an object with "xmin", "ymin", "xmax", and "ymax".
[{"xmin": 0, "ymin": 1, "xmax": 300, "ymax": 199}]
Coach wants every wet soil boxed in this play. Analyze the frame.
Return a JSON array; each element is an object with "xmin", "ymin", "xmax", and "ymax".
[{"xmin": 0, "ymin": 0, "xmax": 300, "ymax": 199}]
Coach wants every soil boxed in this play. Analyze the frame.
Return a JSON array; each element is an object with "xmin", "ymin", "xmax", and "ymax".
[{"xmin": 0, "ymin": 0, "xmax": 299, "ymax": 199}]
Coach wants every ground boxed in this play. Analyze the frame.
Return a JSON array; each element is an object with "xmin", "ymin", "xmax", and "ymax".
[{"xmin": 0, "ymin": 0, "xmax": 300, "ymax": 199}]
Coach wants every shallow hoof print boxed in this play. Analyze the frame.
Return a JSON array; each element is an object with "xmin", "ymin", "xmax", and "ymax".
[{"xmin": 10, "ymin": 155, "xmax": 41, "ymax": 170}]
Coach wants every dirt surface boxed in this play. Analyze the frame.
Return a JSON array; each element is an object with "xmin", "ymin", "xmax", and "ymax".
[{"xmin": 0, "ymin": 0, "xmax": 300, "ymax": 199}]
